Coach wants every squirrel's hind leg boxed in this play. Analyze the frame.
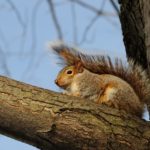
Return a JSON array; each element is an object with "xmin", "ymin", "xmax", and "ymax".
[{"xmin": 96, "ymin": 84, "xmax": 118, "ymax": 108}]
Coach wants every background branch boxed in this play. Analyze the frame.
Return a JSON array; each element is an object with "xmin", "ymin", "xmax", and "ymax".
[
  {"xmin": 69, "ymin": 0, "xmax": 116, "ymax": 16},
  {"xmin": 47, "ymin": 0, "xmax": 63, "ymax": 40},
  {"xmin": 109, "ymin": 0, "xmax": 120, "ymax": 15},
  {"xmin": 6, "ymin": 0, "xmax": 25, "ymax": 28}
]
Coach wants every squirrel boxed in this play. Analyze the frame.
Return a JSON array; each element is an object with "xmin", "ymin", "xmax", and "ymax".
[{"xmin": 50, "ymin": 42, "xmax": 150, "ymax": 118}]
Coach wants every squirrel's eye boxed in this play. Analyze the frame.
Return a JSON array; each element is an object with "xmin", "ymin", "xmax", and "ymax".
[{"xmin": 66, "ymin": 70, "xmax": 73, "ymax": 74}]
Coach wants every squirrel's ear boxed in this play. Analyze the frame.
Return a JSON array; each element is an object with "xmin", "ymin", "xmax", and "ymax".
[{"xmin": 75, "ymin": 62, "xmax": 84, "ymax": 73}]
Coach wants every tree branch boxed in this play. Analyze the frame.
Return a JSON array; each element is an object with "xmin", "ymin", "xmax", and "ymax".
[
  {"xmin": 109, "ymin": 0, "xmax": 120, "ymax": 15},
  {"xmin": 47, "ymin": 0, "xmax": 63, "ymax": 40},
  {"xmin": 0, "ymin": 75, "xmax": 150, "ymax": 149},
  {"xmin": 69, "ymin": 0, "xmax": 116, "ymax": 16},
  {"xmin": 6, "ymin": 0, "xmax": 25, "ymax": 28}
]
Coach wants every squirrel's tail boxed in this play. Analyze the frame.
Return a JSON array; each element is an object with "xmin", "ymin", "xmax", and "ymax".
[
  {"xmin": 127, "ymin": 60, "xmax": 150, "ymax": 104},
  {"xmin": 48, "ymin": 41, "xmax": 81, "ymax": 66},
  {"xmin": 50, "ymin": 41, "xmax": 150, "ymax": 105}
]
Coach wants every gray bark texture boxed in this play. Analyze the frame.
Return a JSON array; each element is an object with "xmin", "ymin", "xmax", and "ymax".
[{"xmin": 0, "ymin": 75, "xmax": 150, "ymax": 150}]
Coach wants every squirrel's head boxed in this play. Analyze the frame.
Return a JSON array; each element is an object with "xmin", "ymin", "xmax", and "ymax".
[{"xmin": 55, "ymin": 62, "xmax": 84, "ymax": 89}]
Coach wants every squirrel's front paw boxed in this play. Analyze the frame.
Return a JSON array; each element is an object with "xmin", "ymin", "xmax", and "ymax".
[
  {"xmin": 62, "ymin": 90, "xmax": 71, "ymax": 95},
  {"xmin": 62, "ymin": 91, "xmax": 80, "ymax": 97},
  {"xmin": 72, "ymin": 92, "xmax": 80, "ymax": 97}
]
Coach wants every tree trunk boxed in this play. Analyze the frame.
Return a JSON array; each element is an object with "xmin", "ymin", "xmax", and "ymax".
[
  {"xmin": 0, "ymin": 76, "xmax": 150, "ymax": 150},
  {"xmin": 119, "ymin": 0, "xmax": 150, "ymax": 118},
  {"xmin": 119, "ymin": 0, "xmax": 150, "ymax": 72}
]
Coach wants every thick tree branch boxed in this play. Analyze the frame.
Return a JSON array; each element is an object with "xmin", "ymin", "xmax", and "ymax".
[{"xmin": 0, "ymin": 76, "xmax": 150, "ymax": 149}]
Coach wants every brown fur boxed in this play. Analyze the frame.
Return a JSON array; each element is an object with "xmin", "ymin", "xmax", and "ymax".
[{"xmin": 50, "ymin": 42, "xmax": 150, "ymax": 107}]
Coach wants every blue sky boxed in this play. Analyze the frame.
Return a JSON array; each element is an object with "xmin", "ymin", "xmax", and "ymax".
[{"xmin": 0, "ymin": 0, "xmax": 125, "ymax": 149}]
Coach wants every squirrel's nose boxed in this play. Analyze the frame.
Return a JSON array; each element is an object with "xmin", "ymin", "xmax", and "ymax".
[{"xmin": 55, "ymin": 79, "xmax": 58, "ymax": 85}]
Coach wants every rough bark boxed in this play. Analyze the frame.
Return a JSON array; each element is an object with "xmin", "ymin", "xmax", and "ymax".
[
  {"xmin": 119, "ymin": 0, "xmax": 150, "ymax": 118},
  {"xmin": 143, "ymin": 1, "xmax": 150, "ymax": 74},
  {"xmin": 0, "ymin": 75, "xmax": 150, "ymax": 150},
  {"xmin": 119, "ymin": 0, "xmax": 150, "ymax": 70}
]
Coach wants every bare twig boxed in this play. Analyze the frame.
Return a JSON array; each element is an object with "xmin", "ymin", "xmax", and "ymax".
[
  {"xmin": 19, "ymin": 8, "xmax": 28, "ymax": 56},
  {"xmin": 21, "ymin": 0, "xmax": 42, "ymax": 79},
  {"xmin": 109, "ymin": 0, "xmax": 120, "ymax": 15},
  {"xmin": 47, "ymin": 0, "xmax": 63, "ymax": 40},
  {"xmin": 0, "ymin": 28, "xmax": 9, "ymax": 50},
  {"xmin": 100, "ymin": 0, "xmax": 106, "ymax": 10},
  {"xmin": 6, "ymin": 0, "xmax": 25, "ymax": 28},
  {"xmin": 70, "ymin": 2, "xmax": 78, "ymax": 44},
  {"xmin": 0, "ymin": 45, "xmax": 10, "ymax": 76},
  {"xmin": 69, "ymin": 0, "xmax": 116, "ymax": 17},
  {"xmin": 54, "ymin": 0, "xmax": 69, "ymax": 6},
  {"xmin": 70, "ymin": 0, "xmax": 101, "ymax": 14},
  {"xmin": 103, "ymin": 15, "xmax": 119, "ymax": 28},
  {"xmin": 79, "ymin": 1, "xmax": 107, "ymax": 45},
  {"xmin": 79, "ymin": 14, "xmax": 100, "ymax": 45},
  {"xmin": 6, "ymin": 0, "xmax": 28, "ymax": 56}
]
